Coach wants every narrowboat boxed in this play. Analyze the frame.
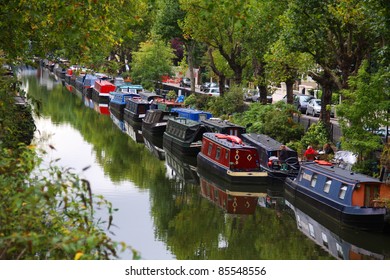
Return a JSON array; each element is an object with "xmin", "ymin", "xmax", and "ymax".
[
  {"xmin": 81, "ymin": 74, "xmax": 98, "ymax": 99},
  {"xmin": 156, "ymin": 99, "xmax": 185, "ymax": 112},
  {"xmin": 141, "ymin": 109, "xmax": 178, "ymax": 141},
  {"xmin": 163, "ymin": 117, "xmax": 208, "ymax": 157},
  {"xmin": 202, "ymin": 118, "xmax": 246, "ymax": 136},
  {"xmin": 197, "ymin": 133, "xmax": 268, "ymax": 184},
  {"xmin": 116, "ymin": 83, "xmax": 143, "ymax": 94},
  {"xmin": 284, "ymin": 191, "xmax": 390, "ymax": 260},
  {"xmin": 109, "ymin": 93, "xmax": 140, "ymax": 121},
  {"xmin": 171, "ymin": 108, "xmax": 212, "ymax": 122},
  {"xmin": 123, "ymin": 97, "xmax": 152, "ymax": 126},
  {"xmin": 139, "ymin": 91, "xmax": 163, "ymax": 102},
  {"xmin": 198, "ymin": 167, "xmax": 267, "ymax": 215},
  {"xmin": 285, "ymin": 161, "xmax": 390, "ymax": 231},
  {"xmin": 241, "ymin": 133, "xmax": 300, "ymax": 179},
  {"xmin": 91, "ymin": 79, "xmax": 116, "ymax": 110}
]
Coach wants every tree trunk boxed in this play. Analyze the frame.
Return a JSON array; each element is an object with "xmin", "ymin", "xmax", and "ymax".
[
  {"xmin": 285, "ymin": 78, "xmax": 295, "ymax": 105},
  {"xmin": 207, "ymin": 47, "xmax": 226, "ymax": 96},
  {"xmin": 185, "ymin": 41, "xmax": 196, "ymax": 93}
]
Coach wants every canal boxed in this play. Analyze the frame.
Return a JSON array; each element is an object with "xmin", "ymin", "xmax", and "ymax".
[{"xmin": 20, "ymin": 67, "xmax": 390, "ymax": 260}]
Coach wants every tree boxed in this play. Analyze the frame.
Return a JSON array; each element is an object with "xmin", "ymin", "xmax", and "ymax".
[
  {"xmin": 281, "ymin": 0, "xmax": 387, "ymax": 128},
  {"xmin": 337, "ymin": 61, "xmax": 390, "ymax": 164},
  {"xmin": 130, "ymin": 39, "xmax": 175, "ymax": 89},
  {"xmin": 179, "ymin": 0, "xmax": 252, "ymax": 90},
  {"xmin": 265, "ymin": 39, "xmax": 314, "ymax": 105}
]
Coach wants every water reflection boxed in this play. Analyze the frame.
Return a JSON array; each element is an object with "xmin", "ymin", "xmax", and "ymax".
[
  {"xmin": 22, "ymin": 67, "xmax": 390, "ymax": 260},
  {"xmin": 284, "ymin": 190, "xmax": 390, "ymax": 260}
]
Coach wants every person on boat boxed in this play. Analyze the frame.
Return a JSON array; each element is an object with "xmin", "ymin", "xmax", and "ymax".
[
  {"xmin": 279, "ymin": 145, "xmax": 288, "ymax": 171},
  {"xmin": 323, "ymin": 143, "xmax": 334, "ymax": 155},
  {"xmin": 303, "ymin": 145, "xmax": 318, "ymax": 161}
]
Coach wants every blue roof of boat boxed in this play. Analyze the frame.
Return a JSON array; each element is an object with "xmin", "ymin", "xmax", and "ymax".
[
  {"xmin": 171, "ymin": 108, "xmax": 211, "ymax": 114},
  {"xmin": 302, "ymin": 161, "xmax": 381, "ymax": 184}
]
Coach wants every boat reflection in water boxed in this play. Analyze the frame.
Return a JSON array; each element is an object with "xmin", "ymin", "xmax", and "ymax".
[
  {"xmin": 164, "ymin": 147, "xmax": 198, "ymax": 185},
  {"xmin": 143, "ymin": 135, "xmax": 165, "ymax": 160},
  {"xmin": 284, "ymin": 190, "xmax": 390, "ymax": 260},
  {"xmin": 198, "ymin": 167, "xmax": 283, "ymax": 215},
  {"xmin": 110, "ymin": 111, "xmax": 126, "ymax": 133},
  {"xmin": 123, "ymin": 120, "xmax": 143, "ymax": 143}
]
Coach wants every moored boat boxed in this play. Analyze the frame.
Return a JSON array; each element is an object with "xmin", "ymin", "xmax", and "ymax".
[
  {"xmin": 123, "ymin": 97, "xmax": 151, "ymax": 126},
  {"xmin": 163, "ymin": 117, "xmax": 207, "ymax": 156},
  {"xmin": 285, "ymin": 160, "xmax": 390, "ymax": 231},
  {"xmin": 91, "ymin": 79, "xmax": 116, "ymax": 115},
  {"xmin": 241, "ymin": 133, "xmax": 300, "ymax": 179},
  {"xmin": 109, "ymin": 92, "xmax": 140, "ymax": 121},
  {"xmin": 141, "ymin": 109, "xmax": 178, "ymax": 147},
  {"xmin": 171, "ymin": 108, "xmax": 212, "ymax": 122},
  {"xmin": 197, "ymin": 133, "xmax": 268, "ymax": 184}
]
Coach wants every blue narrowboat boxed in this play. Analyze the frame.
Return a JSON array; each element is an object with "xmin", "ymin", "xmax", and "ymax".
[
  {"xmin": 241, "ymin": 133, "xmax": 300, "ymax": 179},
  {"xmin": 197, "ymin": 133, "xmax": 268, "ymax": 184},
  {"xmin": 285, "ymin": 161, "xmax": 390, "ymax": 231},
  {"xmin": 109, "ymin": 93, "xmax": 140, "ymax": 121},
  {"xmin": 171, "ymin": 108, "xmax": 212, "ymax": 122}
]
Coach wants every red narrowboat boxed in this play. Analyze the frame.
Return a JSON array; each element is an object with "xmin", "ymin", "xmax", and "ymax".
[{"xmin": 197, "ymin": 133, "xmax": 268, "ymax": 184}]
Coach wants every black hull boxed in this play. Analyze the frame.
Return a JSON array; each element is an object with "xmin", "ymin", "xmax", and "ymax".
[
  {"xmin": 197, "ymin": 153, "xmax": 273, "ymax": 186},
  {"xmin": 163, "ymin": 134, "xmax": 201, "ymax": 157},
  {"xmin": 285, "ymin": 178, "xmax": 386, "ymax": 232}
]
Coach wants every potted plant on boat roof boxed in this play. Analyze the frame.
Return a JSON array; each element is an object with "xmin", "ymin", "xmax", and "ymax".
[{"xmin": 166, "ymin": 90, "xmax": 177, "ymax": 101}]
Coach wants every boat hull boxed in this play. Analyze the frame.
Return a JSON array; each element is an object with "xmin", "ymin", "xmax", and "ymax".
[
  {"xmin": 197, "ymin": 152, "xmax": 269, "ymax": 185},
  {"xmin": 285, "ymin": 177, "xmax": 387, "ymax": 231}
]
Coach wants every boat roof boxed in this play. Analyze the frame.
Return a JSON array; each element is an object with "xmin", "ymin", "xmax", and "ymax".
[
  {"xmin": 168, "ymin": 117, "xmax": 201, "ymax": 127},
  {"xmin": 302, "ymin": 161, "xmax": 381, "ymax": 184},
  {"xmin": 171, "ymin": 108, "xmax": 212, "ymax": 115},
  {"xmin": 203, "ymin": 132, "xmax": 254, "ymax": 149},
  {"xmin": 241, "ymin": 133, "xmax": 294, "ymax": 152},
  {"xmin": 201, "ymin": 118, "xmax": 245, "ymax": 130}
]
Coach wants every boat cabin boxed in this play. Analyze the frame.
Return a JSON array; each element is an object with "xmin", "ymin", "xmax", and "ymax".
[
  {"xmin": 296, "ymin": 161, "xmax": 390, "ymax": 209},
  {"xmin": 171, "ymin": 108, "xmax": 213, "ymax": 122},
  {"xmin": 200, "ymin": 133, "xmax": 260, "ymax": 171},
  {"xmin": 124, "ymin": 97, "xmax": 151, "ymax": 123},
  {"xmin": 202, "ymin": 118, "xmax": 246, "ymax": 136}
]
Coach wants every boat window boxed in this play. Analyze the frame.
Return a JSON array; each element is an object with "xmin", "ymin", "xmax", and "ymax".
[
  {"xmin": 338, "ymin": 185, "xmax": 348, "ymax": 200},
  {"xmin": 207, "ymin": 143, "xmax": 213, "ymax": 156},
  {"xmin": 321, "ymin": 232, "xmax": 328, "ymax": 248},
  {"xmin": 310, "ymin": 174, "xmax": 317, "ymax": 188},
  {"xmin": 308, "ymin": 223, "xmax": 315, "ymax": 238},
  {"xmin": 336, "ymin": 243, "xmax": 344, "ymax": 259},
  {"xmin": 216, "ymin": 147, "xmax": 221, "ymax": 160},
  {"xmin": 225, "ymin": 149, "xmax": 229, "ymax": 160},
  {"xmin": 323, "ymin": 179, "xmax": 332, "ymax": 193}
]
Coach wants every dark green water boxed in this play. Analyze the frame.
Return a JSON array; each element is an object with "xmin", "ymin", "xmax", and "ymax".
[{"xmin": 20, "ymin": 67, "xmax": 390, "ymax": 260}]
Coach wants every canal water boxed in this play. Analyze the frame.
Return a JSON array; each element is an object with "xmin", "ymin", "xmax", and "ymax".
[{"xmin": 20, "ymin": 67, "xmax": 390, "ymax": 260}]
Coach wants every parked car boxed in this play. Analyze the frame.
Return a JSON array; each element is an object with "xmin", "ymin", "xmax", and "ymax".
[
  {"xmin": 306, "ymin": 98, "xmax": 335, "ymax": 117},
  {"xmin": 283, "ymin": 93, "xmax": 314, "ymax": 113},
  {"xmin": 244, "ymin": 89, "xmax": 272, "ymax": 103},
  {"xmin": 203, "ymin": 87, "xmax": 220, "ymax": 97},
  {"xmin": 180, "ymin": 77, "xmax": 191, "ymax": 88},
  {"xmin": 200, "ymin": 82, "xmax": 217, "ymax": 92},
  {"xmin": 306, "ymin": 99, "xmax": 322, "ymax": 116}
]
